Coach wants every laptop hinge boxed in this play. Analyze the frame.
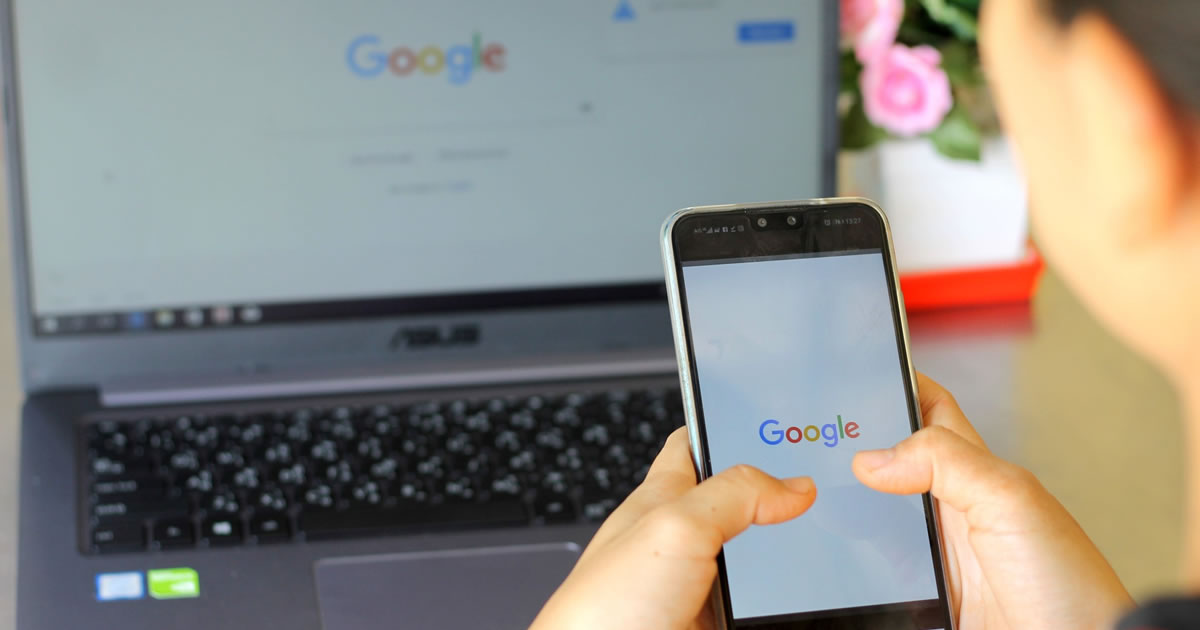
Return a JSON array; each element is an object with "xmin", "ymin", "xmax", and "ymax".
[{"xmin": 99, "ymin": 354, "xmax": 679, "ymax": 408}]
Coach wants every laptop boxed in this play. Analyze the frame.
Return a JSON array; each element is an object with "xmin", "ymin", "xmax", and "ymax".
[{"xmin": 6, "ymin": 2, "xmax": 837, "ymax": 628}]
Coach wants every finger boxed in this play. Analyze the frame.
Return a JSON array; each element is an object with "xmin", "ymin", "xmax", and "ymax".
[
  {"xmin": 538, "ymin": 466, "xmax": 811, "ymax": 630},
  {"xmin": 915, "ymin": 372, "xmax": 986, "ymax": 449},
  {"xmin": 914, "ymin": 371, "xmax": 956, "ymax": 418},
  {"xmin": 646, "ymin": 465, "xmax": 816, "ymax": 551},
  {"xmin": 852, "ymin": 425, "xmax": 1036, "ymax": 517},
  {"xmin": 583, "ymin": 428, "xmax": 697, "ymax": 553},
  {"xmin": 623, "ymin": 428, "xmax": 700, "ymax": 507},
  {"xmin": 646, "ymin": 427, "xmax": 700, "ymax": 482}
]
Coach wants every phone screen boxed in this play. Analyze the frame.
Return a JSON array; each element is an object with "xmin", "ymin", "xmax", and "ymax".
[{"xmin": 670, "ymin": 204, "xmax": 951, "ymax": 629}]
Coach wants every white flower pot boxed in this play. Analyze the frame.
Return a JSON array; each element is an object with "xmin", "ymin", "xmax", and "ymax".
[{"xmin": 841, "ymin": 137, "xmax": 1030, "ymax": 274}]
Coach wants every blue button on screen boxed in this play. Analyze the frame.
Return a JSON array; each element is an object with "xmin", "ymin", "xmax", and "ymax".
[{"xmin": 738, "ymin": 21, "xmax": 796, "ymax": 44}]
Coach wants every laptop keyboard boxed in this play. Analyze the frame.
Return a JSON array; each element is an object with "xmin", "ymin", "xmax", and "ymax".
[{"xmin": 84, "ymin": 386, "xmax": 685, "ymax": 554}]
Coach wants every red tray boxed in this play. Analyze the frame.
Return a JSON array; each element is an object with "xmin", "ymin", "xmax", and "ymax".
[{"xmin": 899, "ymin": 249, "xmax": 1045, "ymax": 312}]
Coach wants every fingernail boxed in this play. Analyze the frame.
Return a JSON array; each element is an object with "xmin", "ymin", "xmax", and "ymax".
[
  {"xmin": 783, "ymin": 477, "xmax": 815, "ymax": 495},
  {"xmin": 857, "ymin": 448, "xmax": 895, "ymax": 471}
]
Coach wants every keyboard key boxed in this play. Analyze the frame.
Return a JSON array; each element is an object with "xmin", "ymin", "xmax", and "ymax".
[
  {"xmin": 533, "ymin": 492, "xmax": 576, "ymax": 523},
  {"xmin": 205, "ymin": 488, "xmax": 240, "ymax": 515},
  {"xmin": 253, "ymin": 486, "xmax": 289, "ymax": 512},
  {"xmin": 301, "ymin": 501, "xmax": 528, "ymax": 540},
  {"xmin": 249, "ymin": 512, "xmax": 291, "ymax": 543},
  {"xmin": 581, "ymin": 497, "xmax": 618, "ymax": 522},
  {"xmin": 92, "ymin": 520, "xmax": 145, "ymax": 553},
  {"xmin": 201, "ymin": 517, "xmax": 243, "ymax": 546},
  {"xmin": 92, "ymin": 476, "xmax": 166, "ymax": 497},
  {"xmin": 303, "ymin": 483, "xmax": 336, "ymax": 509},
  {"xmin": 93, "ymin": 498, "xmax": 188, "ymax": 520},
  {"xmin": 152, "ymin": 518, "xmax": 196, "ymax": 548},
  {"xmin": 92, "ymin": 457, "xmax": 152, "ymax": 478}
]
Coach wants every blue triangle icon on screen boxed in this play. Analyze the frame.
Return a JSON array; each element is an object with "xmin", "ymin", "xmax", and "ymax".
[{"xmin": 613, "ymin": 0, "xmax": 636, "ymax": 22}]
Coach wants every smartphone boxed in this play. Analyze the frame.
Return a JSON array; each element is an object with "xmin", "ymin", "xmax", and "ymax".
[{"xmin": 661, "ymin": 199, "xmax": 954, "ymax": 630}]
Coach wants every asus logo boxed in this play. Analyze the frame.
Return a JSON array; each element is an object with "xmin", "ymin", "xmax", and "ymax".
[{"xmin": 389, "ymin": 323, "xmax": 481, "ymax": 350}]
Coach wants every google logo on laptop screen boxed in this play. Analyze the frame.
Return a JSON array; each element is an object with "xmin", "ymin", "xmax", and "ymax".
[{"xmin": 346, "ymin": 34, "xmax": 506, "ymax": 85}]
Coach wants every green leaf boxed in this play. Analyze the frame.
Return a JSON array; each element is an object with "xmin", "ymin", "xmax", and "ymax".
[
  {"xmin": 841, "ymin": 95, "xmax": 890, "ymax": 151},
  {"xmin": 919, "ymin": 0, "xmax": 979, "ymax": 40},
  {"xmin": 839, "ymin": 50, "xmax": 861, "ymax": 94},
  {"xmin": 896, "ymin": 22, "xmax": 945, "ymax": 47},
  {"xmin": 946, "ymin": 0, "xmax": 981, "ymax": 11},
  {"xmin": 939, "ymin": 40, "xmax": 984, "ymax": 87},
  {"xmin": 928, "ymin": 103, "xmax": 982, "ymax": 161},
  {"xmin": 900, "ymin": 0, "xmax": 951, "ymax": 45}
]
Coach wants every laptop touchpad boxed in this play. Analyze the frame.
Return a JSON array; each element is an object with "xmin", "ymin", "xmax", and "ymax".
[{"xmin": 314, "ymin": 543, "xmax": 580, "ymax": 630}]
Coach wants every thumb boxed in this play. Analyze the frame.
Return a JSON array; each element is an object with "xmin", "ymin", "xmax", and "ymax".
[
  {"xmin": 646, "ymin": 465, "xmax": 818, "ymax": 553},
  {"xmin": 852, "ymin": 425, "xmax": 1039, "ymax": 517}
]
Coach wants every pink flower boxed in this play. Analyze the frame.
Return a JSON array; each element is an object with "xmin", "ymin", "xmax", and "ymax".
[
  {"xmin": 860, "ymin": 44, "xmax": 953, "ymax": 137},
  {"xmin": 841, "ymin": 0, "xmax": 904, "ymax": 62}
]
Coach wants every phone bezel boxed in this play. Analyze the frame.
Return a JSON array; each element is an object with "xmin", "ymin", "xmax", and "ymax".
[{"xmin": 660, "ymin": 198, "xmax": 956, "ymax": 630}]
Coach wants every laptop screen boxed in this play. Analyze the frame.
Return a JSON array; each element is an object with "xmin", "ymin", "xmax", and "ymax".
[{"xmin": 10, "ymin": 1, "xmax": 833, "ymax": 337}]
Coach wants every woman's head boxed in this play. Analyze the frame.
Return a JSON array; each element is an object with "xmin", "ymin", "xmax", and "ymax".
[{"xmin": 980, "ymin": 0, "xmax": 1200, "ymax": 383}]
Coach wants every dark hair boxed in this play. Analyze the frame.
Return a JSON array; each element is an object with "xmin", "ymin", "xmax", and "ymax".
[{"xmin": 1044, "ymin": 0, "xmax": 1200, "ymax": 113}]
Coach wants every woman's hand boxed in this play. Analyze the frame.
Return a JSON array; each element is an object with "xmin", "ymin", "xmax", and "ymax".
[
  {"xmin": 853, "ymin": 373, "xmax": 1134, "ymax": 630},
  {"xmin": 530, "ymin": 429, "xmax": 816, "ymax": 630}
]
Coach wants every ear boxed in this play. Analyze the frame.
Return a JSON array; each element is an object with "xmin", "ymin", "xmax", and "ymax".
[{"xmin": 1061, "ymin": 12, "xmax": 1196, "ymax": 248}]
